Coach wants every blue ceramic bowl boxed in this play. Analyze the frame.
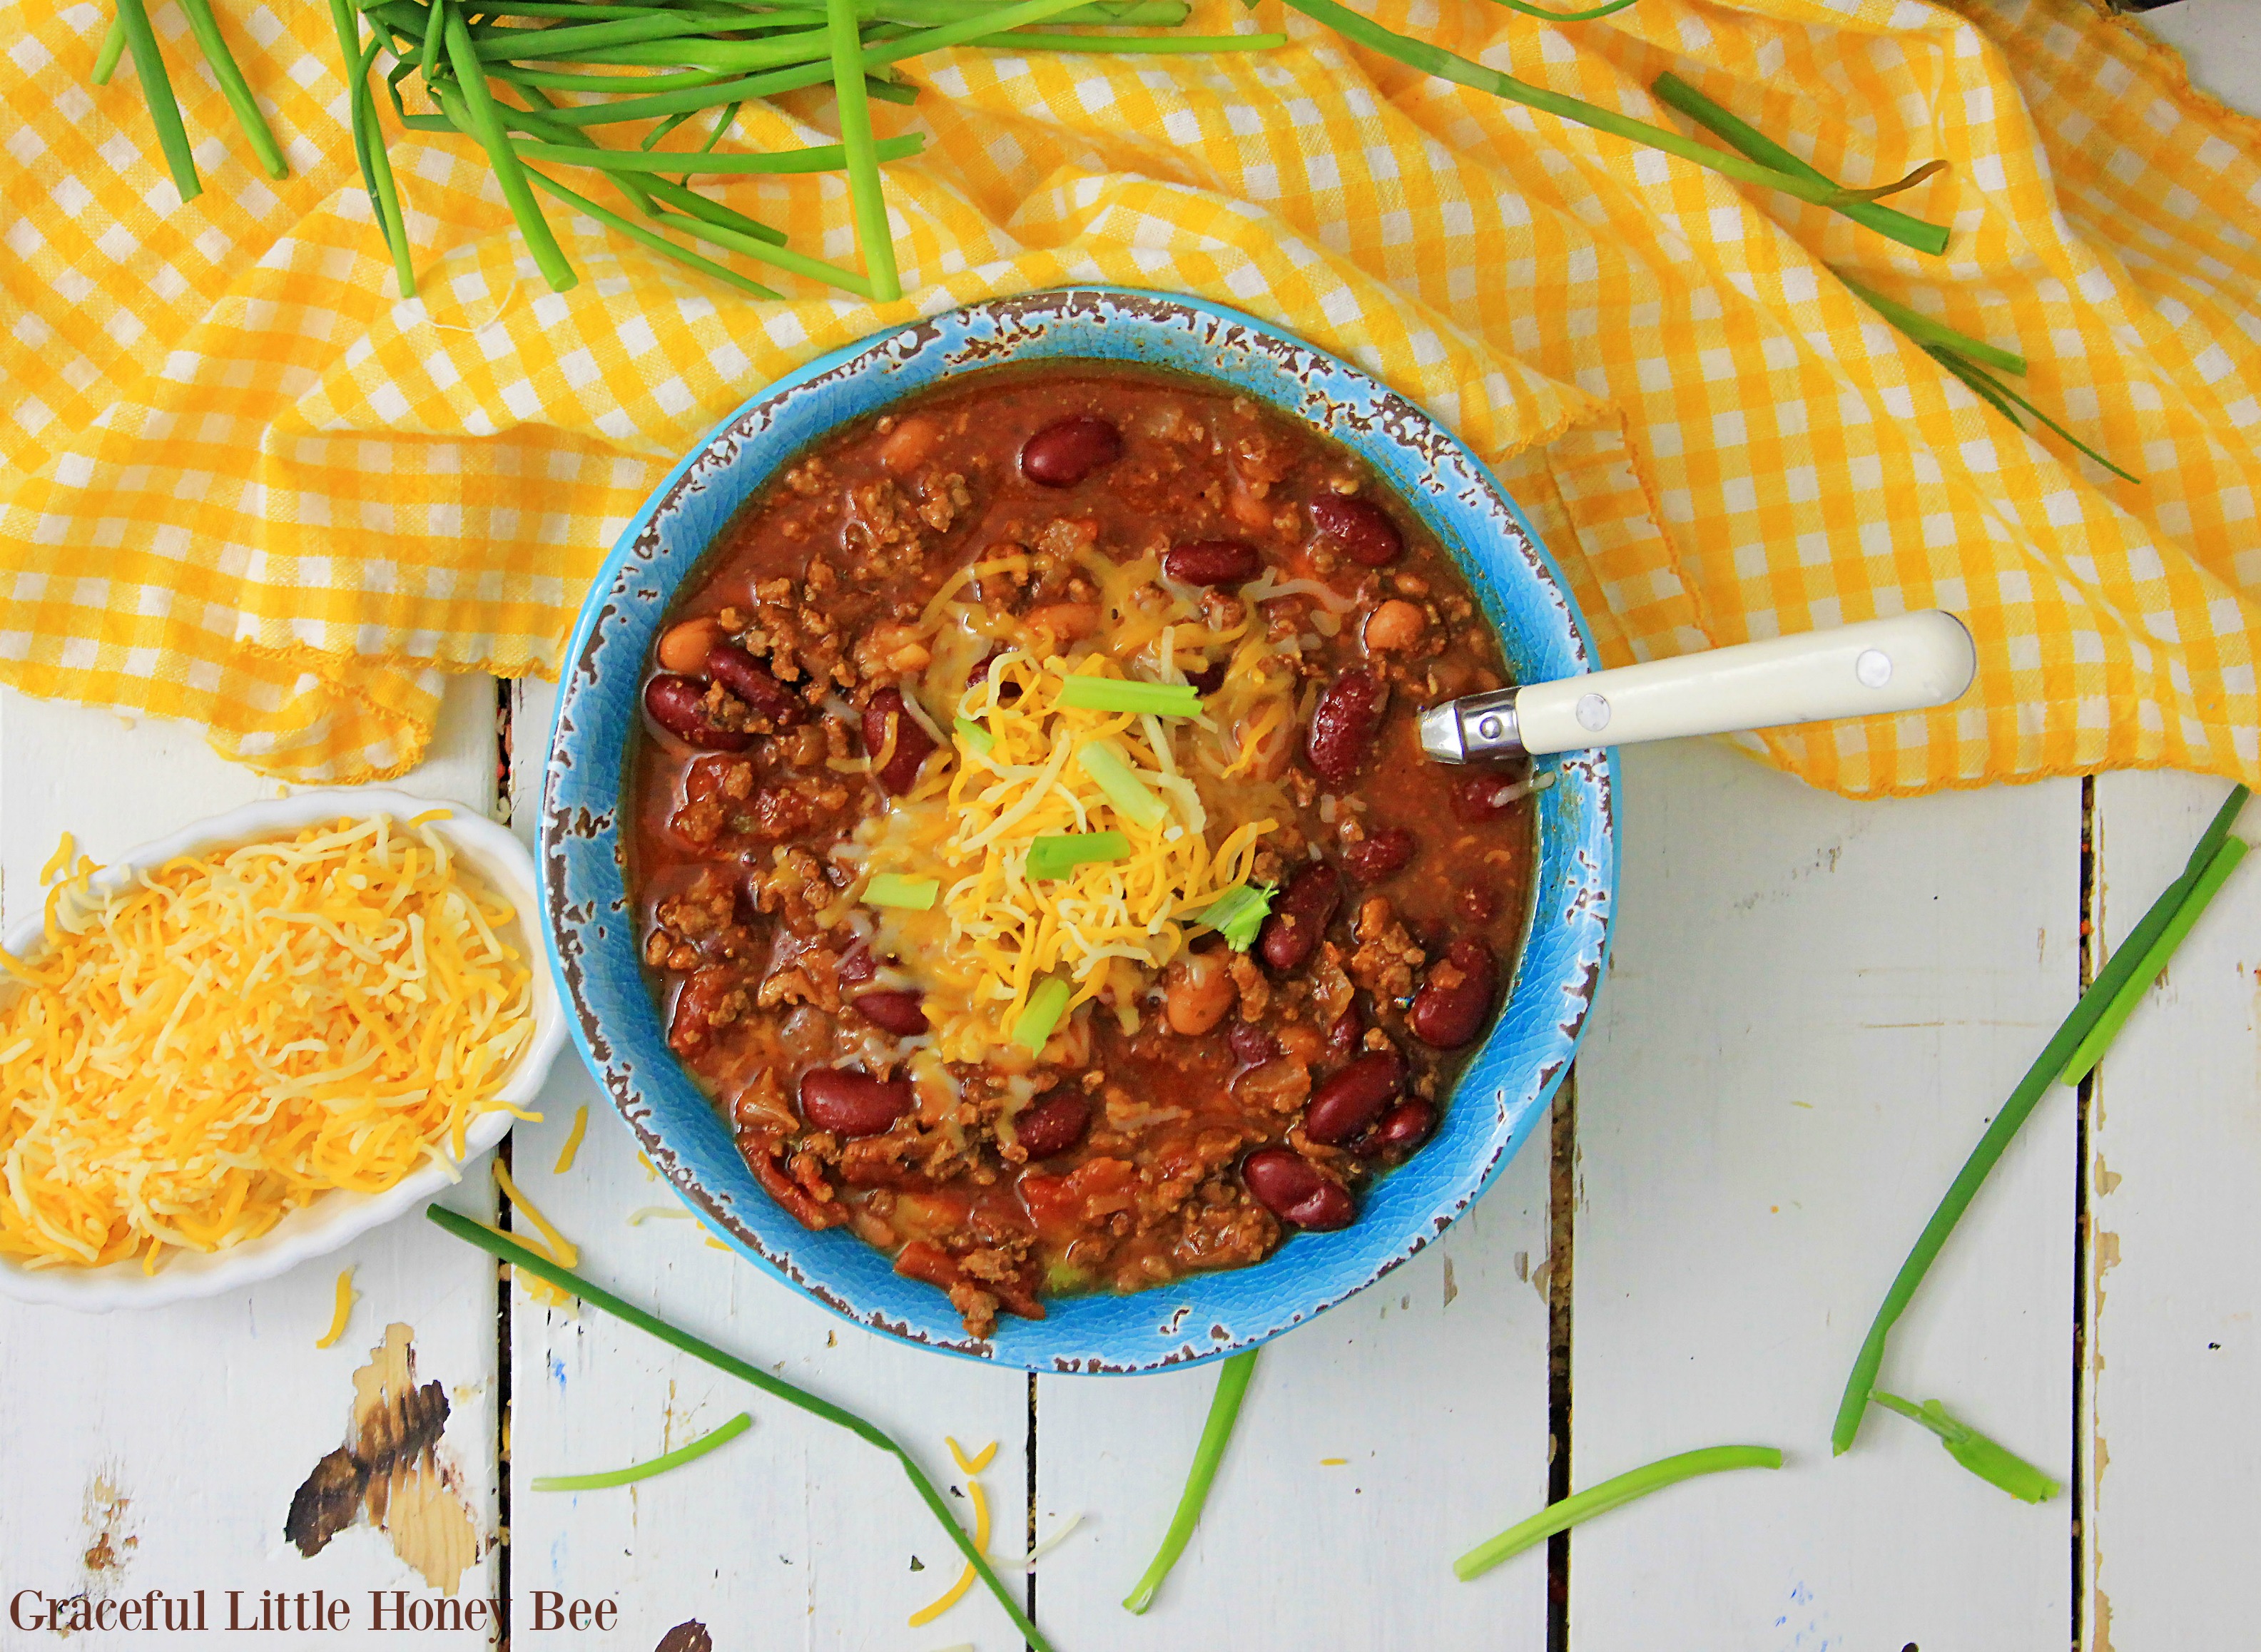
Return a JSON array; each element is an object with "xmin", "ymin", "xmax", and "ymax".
[{"xmin": 542, "ymin": 288, "xmax": 1615, "ymax": 1373}]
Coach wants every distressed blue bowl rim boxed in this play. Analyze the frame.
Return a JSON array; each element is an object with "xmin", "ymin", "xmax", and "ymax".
[{"xmin": 542, "ymin": 287, "xmax": 1616, "ymax": 1375}]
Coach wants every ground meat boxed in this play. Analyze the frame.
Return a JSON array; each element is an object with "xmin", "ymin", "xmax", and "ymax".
[{"xmin": 1349, "ymin": 895, "xmax": 1426, "ymax": 1004}]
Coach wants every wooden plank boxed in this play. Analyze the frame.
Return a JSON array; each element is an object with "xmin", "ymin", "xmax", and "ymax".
[
  {"xmin": 1030, "ymin": 1096, "xmax": 1555, "ymax": 1648},
  {"xmin": 498, "ymin": 678, "xmax": 1034, "ymax": 1650},
  {"xmin": 1567, "ymin": 740, "xmax": 2078, "ymax": 1650},
  {"xmin": 2080, "ymin": 771, "xmax": 2260, "ymax": 1651},
  {"xmin": 0, "ymin": 679, "xmax": 504, "ymax": 1646}
]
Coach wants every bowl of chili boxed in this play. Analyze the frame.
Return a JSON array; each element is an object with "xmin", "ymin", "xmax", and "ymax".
[{"xmin": 542, "ymin": 287, "xmax": 1612, "ymax": 1372}]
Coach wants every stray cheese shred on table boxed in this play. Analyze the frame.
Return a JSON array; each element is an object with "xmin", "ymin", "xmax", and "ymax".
[{"xmin": 0, "ymin": 815, "xmax": 538, "ymax": 1270}]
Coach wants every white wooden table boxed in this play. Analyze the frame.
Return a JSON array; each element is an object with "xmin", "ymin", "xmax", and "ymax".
[{"xmin": 5, "ymin": 10, "xmax": 2256, "ymax": 1645}]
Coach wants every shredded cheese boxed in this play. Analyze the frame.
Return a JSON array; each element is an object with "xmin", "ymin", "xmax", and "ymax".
[
  {"xmin": 857, "ymin": 561, "xmax": 1303, "ymax": 1064},
  {"xmin": 553, "ymin": 1105, "xmax": 589, "ymax": 1176},
  {"xmin": 947, "ymin": 1436, "xmax": 998, "ymax": 1475},
  {"xmin": 316, "ymin": 1265, "xmax": 357, "ymax": 1348},
  {"xmin": 0, "ymin": 817, "xmax": 537, "ymax": 1270},
  {"xmin": 908, "ymin": 1471, "xmax": 990, "ymax": 1627},
  {"xmin": 493, "ymin": 1158, "xmax": 576, "ymax": 1269}
]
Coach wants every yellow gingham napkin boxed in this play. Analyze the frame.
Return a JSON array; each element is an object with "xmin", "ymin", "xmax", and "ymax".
[{"xmin": 3, "ymin": 0, "xmax": 2257, "ymax": 792}]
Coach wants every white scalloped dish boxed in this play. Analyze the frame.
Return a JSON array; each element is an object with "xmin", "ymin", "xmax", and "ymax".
[{"xmin": 0, "ymin": 789, "xmax": 566, "ymax": 1312}]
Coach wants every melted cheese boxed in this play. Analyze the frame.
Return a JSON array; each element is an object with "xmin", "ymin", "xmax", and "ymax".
[
  {"xmin": 0, "ymin": 816, "xmax": 538, "ymax": 1270},
  {"xmin": 855, "ymin": 556, "xmax": 1301, "ymax": 1064}
]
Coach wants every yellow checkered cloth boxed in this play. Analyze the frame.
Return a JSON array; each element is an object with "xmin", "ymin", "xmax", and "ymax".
[{"xmin": 3, "ymin": 0, "xmax": 2257, "ymax": 792}]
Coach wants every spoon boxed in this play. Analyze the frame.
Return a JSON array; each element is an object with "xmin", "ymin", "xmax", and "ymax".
[{"xmin": 1418, "ymin": 611, "xmax": 1978, "ymax": 763}]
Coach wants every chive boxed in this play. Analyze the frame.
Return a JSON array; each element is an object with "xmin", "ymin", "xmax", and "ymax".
[
  {"xmin": 92, "ymin": 14, "xmax": 128, "ymax": 83},
  {"xmin": 329, "ymin": 0, "xmax": 419, "ymax": 295},
  {"xmin": 1486, "ymin": 0, "xmax": 1639, "ymax": 16},
  {"xmin": 176, "ymin": 0, "xmax": 290, "ymax": 178},
  {"xmin": 2061, "ymin": 832, "xmax": 2246, "ymax": 1085},
  {"xmin": 520, "ymin": 161, "xmax": 785, "ymax": 299},
  {"xmin": 520, "ymin": 34, "xmax": 832, "ymax": 71},
  {"xmin": 1013, "ymin": 977, "xmax": 1072, "ymax": 1051},
  {"xmin": 532, "ymin": 1412, "xmax": 753, "ymax": 1491},
  {"xmin": 1834, "ymin": 272, "xmax": 2025, "ymax": 375},
  {"xmin": 1650, "ymin": 72, "xmax": 1949, "ymax": 256},
  {"xmin": 1869, "ymin": 1393, "xmax": 2058, "ymax": 1503},
  {"xmin": 420, "ymin": 0, "xmax": 448, "ymax": 81},
  {"xmin": 111, "ymin": 0, "xmax": 201, "ymax": 200},
  {"xmin": 863, "ymin": 872, "xmax": 940, "ymax": 909},
  {"xmin": 1196, "ymin": 882, "xmax": 1274, "ymax": 951},
  {"xmin": 1831, "ymin": 785, "xmax": 2251, "ymax": 1454},
  {"xmin": 1077, "ymin": 742, "xmax": 1167, "ymax": 830},
  {"xmin": 440, "ymin": 4, "xmax": 579, "ymax": 290},
  {"xmin": 1057, "ymin": 676, "xmax": 1204, "ymax": 715},
  {"xmin": 1123, "ymin": 1348, "xmax": 1257, "ymax": 1613},
  {"xmin": 1926, "ymin": 347, "xmax": 2143, "ymax": 484},
  {"xmin": 1027, "ymin": 830, "xmax": 1130, "ymax": 879},
  {"xmin": 512, "ymin": 131, "xmax": 921, "ymax": 173},
  {"xmin": 469, "ymin": 11, "xmax": 756, "ymax": 60},
  {"xmin": 1454, "ymin": 1445, "xmax": 1783, "ymax": 1580},
  {"xmin": 955, "ymin": 716, "xmax": 995, "ymax": 756},
  {"xmin": 828, "ymin": 0, "xmax": 900, "ymax": 302},
  {"xmin": 965, "ymin": 28, "xmax": 1282, "ymax": 49},
  {"xmin": 426, "ymin": 1208, "xmax": 1055, "ymax": 1651}
]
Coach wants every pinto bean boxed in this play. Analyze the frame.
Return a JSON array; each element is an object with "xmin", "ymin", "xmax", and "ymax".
[
  {"xmin": 1304, "ymin": 1048, "xmax": 1408, "ymax": 1146},
  {"xmin": 1450, "ymin": 770, "xmax": 1525, "ymax": 825},
  {"xmin": 705, "ymin": 643, "xmax": 810, "ymax": 728},
  {"xmin": 1241, "ymin": 1148, "xmax": 1355, "ymax": 1230},
  {"xmin": 1305, "ymin": 669, "xmax": 1384, "ymax": 787},
  {"xmin": 1014, "ymin": 1091, "xmax": 1092, "ymax": 1160},
  {"xmin": 799, "ymin": 1069, "xmax": 913, "ymax": 1137},
  {"xmin": 644, "ymin": 674, "xmax": 754, "ymax": 751},
  {"xmin": 1341, "ymin": 827, "xmax": 1416, "ymax": 883},
  {"xmin": 657, "ymin": 616, "xmax": 727, "ymax": 673},
  {"xmin": 863, "ymin": 687, "xmax": 938, "ymax": 795},
  {"xmin": 1362, "ymin": 598, "xmax": 1427, "ymax": 653},
  {"xmin": 1258, "ymin": 861, "xmax": 1341, "ymax": 974},
  {"xmin": 878, "ymin": 413, "xmax": 941, "ymax": 475},
  {"xmin": 1163, "ymin": 949, "xmax": 1236, "ymax": 1035},
  {"xmin": 1162, "ymin": 539, "xmax": 1262, "ymax": 588},
  {"xmin": 1361, "ymin": 1099, "xmax": 1438, "ymax": 1157},
  {"xmin": 1021, "ymin": 415, "xmax": 1123, "ymax": 487},
  {"xmin": 1408, "ymin": 937, "xmax": 1498, "ymax": 1050},
  {"xmin": 1309, "ymin": 492, "xmax": 1403, "ymax": 567},
  {"xmin": 852, "ymin": 990, "xmax": 928, "ymax": 1036}
]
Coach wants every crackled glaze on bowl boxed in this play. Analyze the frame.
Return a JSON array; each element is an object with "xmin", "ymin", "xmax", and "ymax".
[{"xmin": 542, "ymin": 288, "xmax": 1615, "ymax": 1372}]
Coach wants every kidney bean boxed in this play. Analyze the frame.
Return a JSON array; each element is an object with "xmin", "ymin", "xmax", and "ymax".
[
  {"xmin": 657, "ymin": 616, "xmax": 727, "ymax": 674},
  {"xmin": 1021, "ymin": 415, "xmax": 1123, "ymax": 488},
  {"xmin": 863, "ymin": 687, "xmax": 938, "ymax": 794},
  {"xmin": 1323, "ymin": 1007, "xmax": 1363, "ymax": 1062},
  {"xmin": 644, "ymin": 674, "xmax": 754, "ymax": 751},
  {"xmin": 1341, "ymin": 826, "xmax": 1416, "ymax": 883},
  {"xmin": 799, "ymin": 1069, "xmax": 913, "ymax": 1137},
  {"xmin": 852, "ymin": 989, "xmax": 928, "ymax": 1036},
  {"xmin": 1241, "ymin": 1148, "xmax": 1355, "ymax": 1231},
  {"xmin": 1014, "ymin": 1091, "xmax": 1092, "ymax": 1160},
  {"xmin": 1458, "ymin": 882, "xmax": 1500, "ymax": 924},
  {"xmin": 706, "ymin": 643, "xmax": 809, "ymax": 728},
  {"xmin": 1229, "ymin": 1021, "xmax": 1279, "ymax": 1067},
  {"xmin": 1185, "ymin": 658, "xmax": 1226, "ymax": 695},
  {"xmin": 1304, "ymin": 1048, "xmax": 1408, "ymax": 1146},
  {"xmin": 836, "ymin": 944, "xmax": 878, "ymax": 987},
  {"xmin": 1258, "ymin": 861, "xmax": 1341, "ymax": 974},
  {"xmin": 1450, "ymin": 770, "xmax": 1525, "ymax": 825},
  {"xmin": 1309, "ymin": 492, "xmax": 1403, "ymax": 567},
  {"xmin": 1304, "ymin": 669, "xmax": 1384, "ymax": 787},
  {"xmin": 1162, "ymin": 539, "xmax": 1262, "ymax": 588},
  {"xmin": 1361, "ymin": 1099, "xmax": 1438, "ymax": 1158},
  {"xmin": 1408, "ymin": 937, "xmax": 1499, "ymax": 1050}
]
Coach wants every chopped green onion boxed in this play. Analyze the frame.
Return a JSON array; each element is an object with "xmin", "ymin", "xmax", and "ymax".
[
  {"xmin": 532, "ymin": 1412, "xmax": 753, "ymax": 1492},
  {"xmin": 1453, "ymin": 1445, "xmax": 1783, "ymax": 1580},
  {"xmin": 425, "ymin": 1208, "xmax": 1054, "ymax": 1652},
  {"xmin": 863, "ymin": 873, "xmax": 940, "ymax": 910},
  {"xmin": 1649, "ymin": 71, "xmax": 1948, "ymax": 256},
  {"xmin": 1057, "ymin": 676, "xmax": 1204, "ymax": 716},
  {"xmin": 1123, "ymin": 1347, "xmax": 1258, "ymax": 1613},
  {"xmin": 955, "ymin": 716, "xmax": 995, "ymax": 756},
  {"xmin": 1077, "ymin": 742, "xmax": 1167, "ymax": 830},
  {"xmin": 1027, "ymin": 831, "xmax": 1130, "ymax": 879},
  {"xmin": 1014, "ymin": 977, "xmax": 1072, "ymax": 1052},
  {"xmin": 2061, "ymin": 828, "xmax": 2247, "ymax": 1085},
  {"xmin": 1197, "ymin": 882, "xmax": 1274, "ymax": 951},
  {"xmin": 1870, "ymin": 1394, "xmax": 2059, "ymax": 1504},
  {"xmin": 1832, "ymin": 784, "xmax": 2250, "ymax": 1454},
  {"xmin": 828, "ymin": 0, "xmax": 901, "ymax": 302}
]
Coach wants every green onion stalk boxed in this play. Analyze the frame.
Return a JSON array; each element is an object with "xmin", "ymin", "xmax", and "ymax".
[
  {"xmin": 1124, "ymin": 1347, "xmax": 1259, "ymax": 1612},
  {"xmin": 1455, "ymin": 1444, "xmax": 1783, "ymax": 1579},
  {"xmin": 426, "ymin": 1206, "xmax": 1055, "ymax": 1652}
]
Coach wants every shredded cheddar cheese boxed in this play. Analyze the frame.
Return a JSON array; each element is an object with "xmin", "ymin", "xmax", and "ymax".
[
  {"xmin": 908, "ymin": 1469, "xmax": 990, "ymax": 1627},
  {"xmin": 317, "ymin": 1265, "xmax": 357, "ymax": 1348},
  {"xmin": 0, "ymin": 817, "xmax": 537, "ymax": 1270},
  {"xmin": 855, "ymin": 547, "xmax": 1303, "ymax": 1064},
  {"xmin": 553, "ymin": 1104, "xmax": 589, "ymax": 1176}
]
